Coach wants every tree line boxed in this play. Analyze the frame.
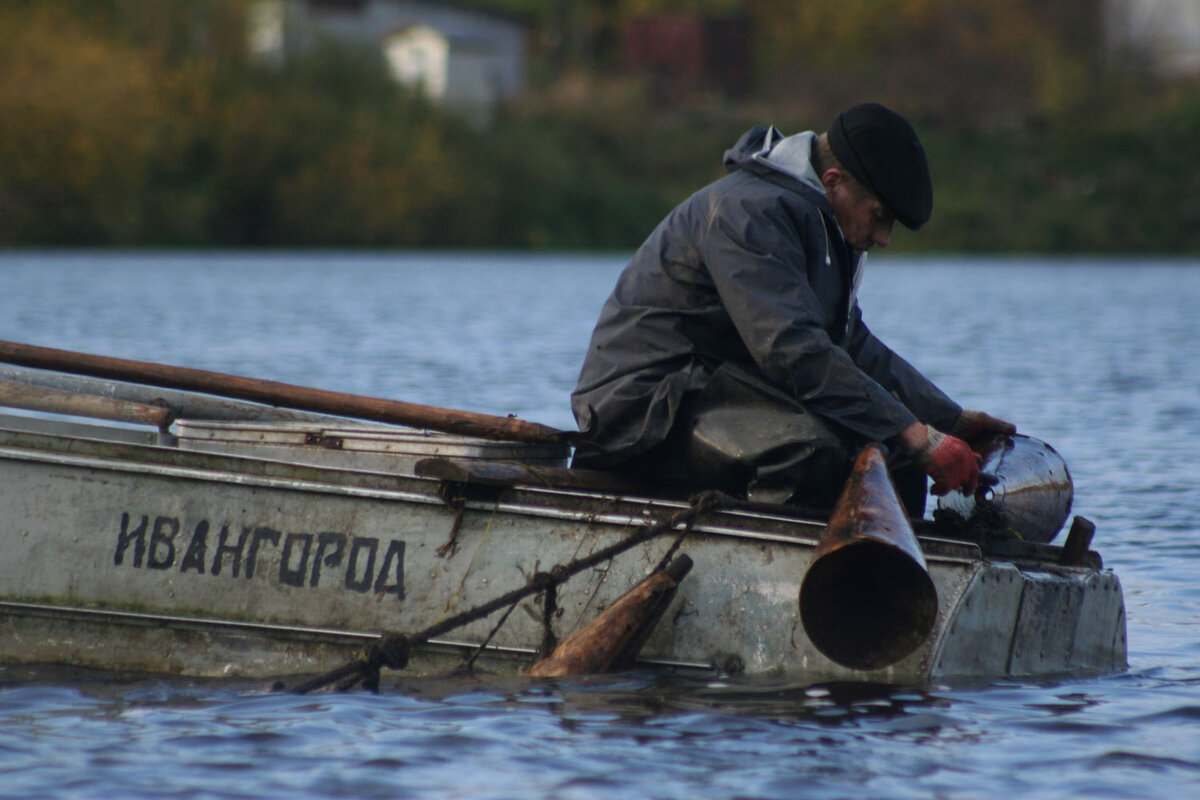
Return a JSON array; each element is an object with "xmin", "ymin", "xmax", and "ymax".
[{"xmin": 1, "ymin": 0, "xmax": 1197, "ymax": 252}]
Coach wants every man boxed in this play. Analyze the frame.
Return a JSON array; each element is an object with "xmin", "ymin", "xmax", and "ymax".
[{"xmin": 571, "ymin": 103, "xmax": 1014, "ymax": 515}]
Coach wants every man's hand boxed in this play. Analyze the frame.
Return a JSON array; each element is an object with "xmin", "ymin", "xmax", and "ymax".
[
  {"xmin": 952, "ymin": 410, "xmax": 1016, "ymax": 448},
  {"xmin": 903, "ymin": 423, "xmax": 981, "ymax": 496}
]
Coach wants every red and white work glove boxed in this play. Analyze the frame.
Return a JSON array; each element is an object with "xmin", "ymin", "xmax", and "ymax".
[
  {"xmin": 909, "ymin": 426, "xmax": 981, "ymax": 496},
  {"xmin": 952, "ymin": 409, "xmax": 1017, "ymax": 450}
]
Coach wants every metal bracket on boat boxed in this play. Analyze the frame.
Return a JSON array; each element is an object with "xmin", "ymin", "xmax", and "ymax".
[
  {"xmin": 304, "ymin": 431, "xmax": 345, "ymax": 450},
  {"xmin": 1058, "ymin": 516, "xmax": 1097, "ymax": 568},
  {"xmin": 415, "ymin": 457, "xmax": 641, "ymax": 494}
]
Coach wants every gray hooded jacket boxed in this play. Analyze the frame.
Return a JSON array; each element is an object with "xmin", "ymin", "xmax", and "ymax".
[{"xmin": 571, "ymin": 125, "xmax": 960, "ymax": 468}]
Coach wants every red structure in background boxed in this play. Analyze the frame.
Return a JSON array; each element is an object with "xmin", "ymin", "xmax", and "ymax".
[{"xmin": 625, "ymin": 14, "xmax": 749, "ymax": 99}]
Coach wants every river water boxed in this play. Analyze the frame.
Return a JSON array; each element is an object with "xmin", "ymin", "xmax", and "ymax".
[{"xmin": 0, "ymin": 251, "xmax": 1198, "ymax": 799}]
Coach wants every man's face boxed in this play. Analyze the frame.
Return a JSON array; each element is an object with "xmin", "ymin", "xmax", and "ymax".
[{"xmin": 825, "ymin": 171, "xmax": 895, "ymax": 254}]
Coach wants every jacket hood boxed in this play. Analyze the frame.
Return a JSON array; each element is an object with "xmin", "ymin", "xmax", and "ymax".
[{"xmin": 724, "ymin": 126, "xmax": 831, "ymax": 212}]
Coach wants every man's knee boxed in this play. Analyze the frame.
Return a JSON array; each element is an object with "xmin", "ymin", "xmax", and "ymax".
[{"xmin": 676, "ymin": 367, "xmax": 854, "ymax": 506}]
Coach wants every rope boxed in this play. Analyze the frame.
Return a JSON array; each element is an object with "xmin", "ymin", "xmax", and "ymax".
[
  {"xmin": 538, "ymin": 582, "xmax": 558, "ymax": 657},
  {"xmin": 286, "ymin": 490, "xmax": 729, "ymax": 694},
  {"xmin": 463, "ymin": 598, "xmax": 522, "ymax": 673}
]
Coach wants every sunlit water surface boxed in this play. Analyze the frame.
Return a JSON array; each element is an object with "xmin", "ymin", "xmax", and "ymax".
[{"xmin": 1, "ymin": 252, "xmax": 1198, "ymax": 799}]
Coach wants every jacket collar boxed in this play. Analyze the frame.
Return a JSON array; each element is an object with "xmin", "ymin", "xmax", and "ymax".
[{"xmin": 723, "ymin": 126, "xmax": 835, "ymax": 219}]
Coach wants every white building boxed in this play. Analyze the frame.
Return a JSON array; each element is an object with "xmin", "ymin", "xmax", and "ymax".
[
  {"xmin": 385, "ymin": 24, "xmax": 450, "ymax": 100},
  {"xmin": 249, "ymin": 0, "xmax": 526, "ymax": 124},
  {"xmin": 1105, "ymin": 0, "xmax": 1200, "ymax": 76}
]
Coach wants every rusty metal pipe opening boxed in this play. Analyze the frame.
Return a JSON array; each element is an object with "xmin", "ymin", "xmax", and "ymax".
[
  {"xmin": 799, "ymin": 539, "xmax": 937, "ymax": 670},
  {"xmin": 799, "ymin": 444, "xmax": 938, "ymax": 671}
]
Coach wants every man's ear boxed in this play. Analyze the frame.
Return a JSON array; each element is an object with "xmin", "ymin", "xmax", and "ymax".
[{"xmin": 819, "ymin": 168, "xmax": 844, "ymax": 193}]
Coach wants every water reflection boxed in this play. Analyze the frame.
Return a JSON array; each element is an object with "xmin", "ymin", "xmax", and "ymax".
[{"xmin": 5, "ymin": 661, "xmax": 1200, "ymax": 798}]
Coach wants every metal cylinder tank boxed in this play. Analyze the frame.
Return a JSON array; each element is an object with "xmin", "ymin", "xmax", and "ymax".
[{"xmin": 936, "ymin": 434, "xmax": 1073, "ymax": 544}]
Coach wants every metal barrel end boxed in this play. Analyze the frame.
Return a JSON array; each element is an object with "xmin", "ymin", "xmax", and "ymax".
[{"xmin": 937, "ymin": 434, "xmax": 1074, "ymax": 543}]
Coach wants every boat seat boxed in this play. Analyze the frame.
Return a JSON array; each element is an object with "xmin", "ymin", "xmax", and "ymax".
[{"xmin": 414, "ymin": 457, "xmax": 642, "ymax": 494}]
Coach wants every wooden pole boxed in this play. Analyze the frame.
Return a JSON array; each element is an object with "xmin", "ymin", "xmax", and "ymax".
[
  {"xmin": 0, "ymin": 379, "xmax": 173, "ymax": 429},
  {"xmin": 0, "ymin": 365, "xmax": 352, "ymax": 425},
  {"xmin": 0, "ymin": 340, "xmax": 571, "ymax": 445},
  {"xmin": 527, "ymin": 555, "xmax": 693, "ymax": 677},
  {"xmin": 1059, "ymin": 516, "xmax": 1096, "ymax": 567}
]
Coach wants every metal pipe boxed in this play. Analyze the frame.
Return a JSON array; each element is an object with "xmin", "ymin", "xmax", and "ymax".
[
  {"xmin": 937, "ymin": 434, "xmax": 1073, "ymax": 544},
  {"xmin": 799, "ymin": 444, "xmax": 938, "ymax": 671}
]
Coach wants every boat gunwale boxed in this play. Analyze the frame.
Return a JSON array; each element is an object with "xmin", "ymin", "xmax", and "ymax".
[
  {"xmin": 0, "ymin": 427, "xmax": 999, "ymax": 567},
  {"xmin": 0, "ymin": 414, "xmax": 1103, "ymax": 571}
]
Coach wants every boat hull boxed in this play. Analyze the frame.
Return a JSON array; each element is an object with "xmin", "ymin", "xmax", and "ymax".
[{"xmin": 0, "ymin": 416, "xmax": 1127, "ymax": 683}]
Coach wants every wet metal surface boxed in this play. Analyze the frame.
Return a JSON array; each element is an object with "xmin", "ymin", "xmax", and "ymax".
[{"xmin": 937, "ymin": 434, "xmax": 1074, "ymax": 543}]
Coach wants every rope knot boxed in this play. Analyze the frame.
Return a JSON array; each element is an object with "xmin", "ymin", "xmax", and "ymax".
[
  {"xmin": 369, "ymin": 633, "xmax": 411, "ymax": 670},
  {"xmin": 532, "ymin": 566, "xmax": 568, "ymax": 590}
]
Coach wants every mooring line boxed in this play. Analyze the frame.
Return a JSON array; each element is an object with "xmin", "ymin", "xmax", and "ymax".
[{"xmin": 286, "ymin": 490, "xmax": 731, "ymax": 694}]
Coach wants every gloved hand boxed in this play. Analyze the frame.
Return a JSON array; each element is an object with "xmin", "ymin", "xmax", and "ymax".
[
  {"xmin": 952, "ymin": 409, "xmax": 1016, "ymax": 448},
  {"xmin": 909, "ymin": 426, "xmax": 981, "ymax": 496}
]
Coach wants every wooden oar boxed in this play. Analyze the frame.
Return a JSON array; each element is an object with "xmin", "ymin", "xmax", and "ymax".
[
  {"xmin": 527, "ymin": 555, "xmax": 693, "ymax": 677},
  {"xmin": 0, "ymin": 340, "xmax": 571, "ymax": 445},
  {"xmin": 0, "ymin": 378, "xmax": 173, "ymax": 429},
  {"xmin": 0, "ymin": 365, "xmax": 351, "ymax": 425}
]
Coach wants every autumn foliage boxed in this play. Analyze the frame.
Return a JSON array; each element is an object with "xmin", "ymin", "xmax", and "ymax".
[{"xmin": 1, "ymin": 0, "xmax": 1197, "ymax": 251}]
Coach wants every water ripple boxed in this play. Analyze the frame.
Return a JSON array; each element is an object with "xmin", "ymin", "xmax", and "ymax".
[{"xmin": 2, "ymin": 254, "xmax": 1200, "ymax": 799}]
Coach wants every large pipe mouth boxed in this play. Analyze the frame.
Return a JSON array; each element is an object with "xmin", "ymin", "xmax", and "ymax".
[{"xmin": 800, "ymin": 539, "xmax": 938, "ymax": 670}]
